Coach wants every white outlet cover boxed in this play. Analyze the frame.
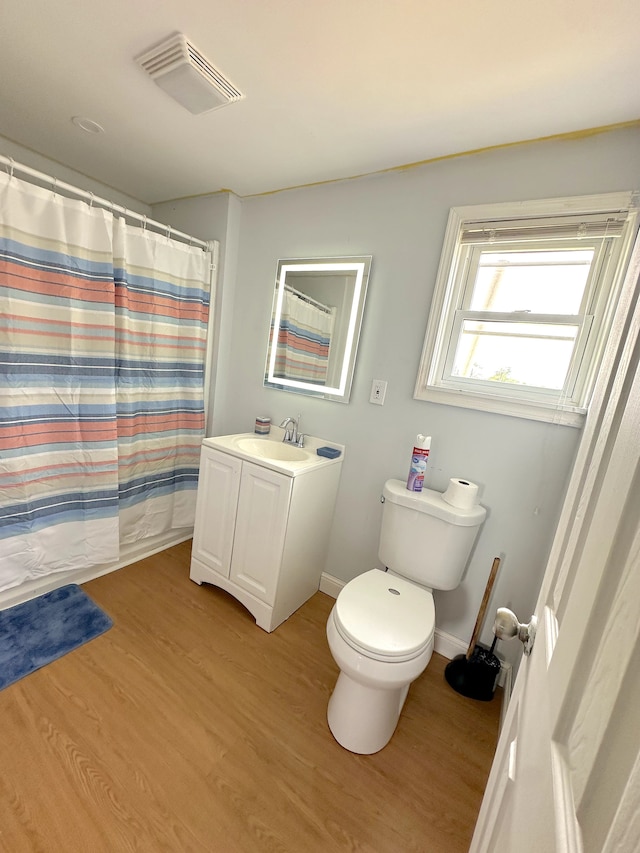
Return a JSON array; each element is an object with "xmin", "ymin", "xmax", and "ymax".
[{"xmin": 370, "ymin": 379, "xmax": 387, "ymax": 405}]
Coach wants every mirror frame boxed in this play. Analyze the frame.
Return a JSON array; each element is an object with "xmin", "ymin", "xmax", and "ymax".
[{"xmin": 264, "ymin": 256, "xmax": 371, "ymax": 402}]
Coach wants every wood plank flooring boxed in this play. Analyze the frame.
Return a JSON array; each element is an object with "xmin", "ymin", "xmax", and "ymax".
[{"xmin": 0, "ymin": 541, "xmax": 501, "ymax": 852}]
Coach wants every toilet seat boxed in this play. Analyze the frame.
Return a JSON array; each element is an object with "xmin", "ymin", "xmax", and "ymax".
[{"xmin": 334, "ymin": 569, "xmax": 435, "ymax": 662}]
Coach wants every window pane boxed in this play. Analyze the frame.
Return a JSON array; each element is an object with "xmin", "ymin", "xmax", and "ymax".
[
  {"xmin": 471, "ymin": 249, "xmax": 594, "ymax": 314},
  {"xmin": 452, "ymin": 320, "xmax": 578, "ymax": 390}
]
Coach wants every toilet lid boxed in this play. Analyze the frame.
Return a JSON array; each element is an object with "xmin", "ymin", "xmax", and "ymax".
[{"xmin": 334, "ymin": 569, "xmax": 435, "ymax": 660}]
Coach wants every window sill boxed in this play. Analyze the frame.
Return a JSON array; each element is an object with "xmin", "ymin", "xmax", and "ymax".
[{"xmin": 414, "ymin": 385, "xmax": 586, "ymax": 427}]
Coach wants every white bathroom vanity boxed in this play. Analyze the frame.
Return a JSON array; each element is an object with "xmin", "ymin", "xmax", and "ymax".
[{"xmin": 190, "ymin": 429, "xmax": 344, "ymax": 631}]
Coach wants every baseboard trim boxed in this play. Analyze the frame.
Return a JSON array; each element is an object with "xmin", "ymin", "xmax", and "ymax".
[
  {"xmin": 0, "ymin": 530, "xmax": 193, "ymax": 610},
  {"xmin": 318, "ymin": 572, "xmax": 345, "ymax": 599},
  {"xmin": 433, "ymin": 629, "xmax": 468, "ymax": 660}
]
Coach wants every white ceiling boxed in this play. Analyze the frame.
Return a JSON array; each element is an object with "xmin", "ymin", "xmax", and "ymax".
[{"xmin": 1, "ymin": 1, "xmax": 638, "ymax": 205}]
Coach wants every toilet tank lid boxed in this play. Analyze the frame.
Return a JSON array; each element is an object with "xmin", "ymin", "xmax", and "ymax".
[{"xmin": 383, "ymin": 479, "xmax": 486, "ymax": 527}]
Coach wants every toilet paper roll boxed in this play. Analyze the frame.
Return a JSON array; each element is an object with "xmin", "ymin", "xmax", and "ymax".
[{"xmin": 442, "ymin": 478, "xmax": 479, "ymax": 510}]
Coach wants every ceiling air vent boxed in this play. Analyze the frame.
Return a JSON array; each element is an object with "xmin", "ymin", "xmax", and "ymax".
[{"xmin": 136, "ymin": 33, "xmax": 244, "ymax": 115}]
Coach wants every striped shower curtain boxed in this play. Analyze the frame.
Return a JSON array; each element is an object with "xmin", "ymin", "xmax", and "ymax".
[
  {"xmin": 114, "ymin": 219, "xmax": 210, "ymax": 544},
  {"xmin": 0, "ymin": 173, "xmax": 210, "ymax": 592},
  {"xmin": 274, "ymin": 290, "xmax": 334, "ymax": 383},
  {"xmin": 0, "ymin": 172, "xmax": 119, "ymax": 590}
]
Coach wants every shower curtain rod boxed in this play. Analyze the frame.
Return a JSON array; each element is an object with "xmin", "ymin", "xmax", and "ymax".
[
  {"xmin": 284, "ymin": 283, "xmax": 333, "ymax": 314},
  {"xmin": 0, "ymin": 153, "xmax": 210, "ymax": 251}
]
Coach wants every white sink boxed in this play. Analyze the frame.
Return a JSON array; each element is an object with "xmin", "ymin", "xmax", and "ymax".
[
  {"xmin": 202, "ymin": 428, "xmax": 344, "ymax": 477},
  {"xmin": 236, "ymin": 438, "xmax": 310, "ymax": 462}
]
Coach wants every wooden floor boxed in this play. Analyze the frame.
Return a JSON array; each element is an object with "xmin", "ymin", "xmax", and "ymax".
[{"xmin": 1, "ymin": 541, "xmax": 501, "ymax": 852}]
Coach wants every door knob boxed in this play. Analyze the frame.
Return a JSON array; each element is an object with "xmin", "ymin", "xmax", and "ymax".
[{"xmin": 493, "ymin": 607, "xmax": 537, "ymax": 656}]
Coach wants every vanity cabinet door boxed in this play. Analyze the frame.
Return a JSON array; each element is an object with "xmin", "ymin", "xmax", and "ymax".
[
  {"xmin": 192, "ymin": 447, "xmax": 242, "ymax": 578},
  {"xmin": 230, "ymin": 461, "xmax": 292, "ymax": 605}
]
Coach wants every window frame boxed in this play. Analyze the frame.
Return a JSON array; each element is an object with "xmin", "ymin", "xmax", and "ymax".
[{"xmin": 414, "ymin": 193, "xmax": 638, "ymax": 427}]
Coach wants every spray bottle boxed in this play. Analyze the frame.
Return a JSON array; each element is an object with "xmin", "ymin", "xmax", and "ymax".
[{"xmin": 406, "ymin": 435, "xmax": 431, "ymax": 492}]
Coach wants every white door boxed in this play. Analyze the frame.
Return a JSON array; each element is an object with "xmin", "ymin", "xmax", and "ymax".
[
  {"xmin": 230, "ymin": 461, "xmax": 292, "ymax": 605},
  {"xmin": 471, "ymin": 239, "xmax": 640, "ymax": 853},
  {"xmin": 191, "ymin": 447, "xmax": 242, "ymax": 577}
]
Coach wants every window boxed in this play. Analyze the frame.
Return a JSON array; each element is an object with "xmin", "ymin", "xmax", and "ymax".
[{"xmin": 415, "ymin": 193, "xmax": 638, "ymax": 426}]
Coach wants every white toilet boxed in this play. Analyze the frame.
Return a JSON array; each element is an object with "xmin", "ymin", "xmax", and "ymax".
[{"xmin": 326, "ymin": 478, "xmax": 486, "ymax": 754}]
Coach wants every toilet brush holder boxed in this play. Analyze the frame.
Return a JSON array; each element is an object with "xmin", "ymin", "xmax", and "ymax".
[{"xmin": 444, "ymin": 637, "xmax": 501, "ymax": 701}]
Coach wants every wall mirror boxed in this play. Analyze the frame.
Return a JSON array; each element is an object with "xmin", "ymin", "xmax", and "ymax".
[{"xmin": 264, "ymin": 256, "xmax": 371, "ymax": 402}]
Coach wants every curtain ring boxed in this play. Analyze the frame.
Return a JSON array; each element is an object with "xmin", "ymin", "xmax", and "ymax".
[
  {"xmin": 51, "ymin": 177, "xmax": 58, "ymax": 197},
  {"xmin": 166, "ymin": 225, "xmax": 172, "ymax": 240},
  {"xmin": 88, "ymin": 192, "xmax": 95, "ymax": 209},
  {"xmin": 7, "ymin": 157, "xmax": 15, "ymax": 179},
  {"xmin": 142, "ymin": 215, "xmax": 147, "ymax": 231}
]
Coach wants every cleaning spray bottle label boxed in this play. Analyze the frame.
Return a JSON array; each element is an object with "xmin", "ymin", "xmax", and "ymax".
[{"xmin": 406, "ymin": 435, "xmax": 431, "ymax": 492}]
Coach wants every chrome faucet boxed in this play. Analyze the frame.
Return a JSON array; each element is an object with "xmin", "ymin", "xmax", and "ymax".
[{"xmin": 279, "ymin": 414, "xmax": 304, "ymax": 447}]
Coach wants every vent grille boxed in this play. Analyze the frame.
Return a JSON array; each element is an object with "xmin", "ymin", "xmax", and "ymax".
[
  {"xmin": 136, "ymin": 34, "xmax": 244, "ymax": 112},
  {"xmin": 185, "ymin": 42, "xmax": 242, "ymax": 101}
]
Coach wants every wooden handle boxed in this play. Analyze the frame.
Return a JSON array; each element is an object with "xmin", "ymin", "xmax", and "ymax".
[{"xmin": 466, "ymin": 556, "xmax": 501, "ymax": 659}]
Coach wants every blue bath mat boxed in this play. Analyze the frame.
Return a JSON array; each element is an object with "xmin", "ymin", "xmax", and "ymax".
[{"xmin": 0, "ymin": 584, "xmax": 113, "ymax": 690}]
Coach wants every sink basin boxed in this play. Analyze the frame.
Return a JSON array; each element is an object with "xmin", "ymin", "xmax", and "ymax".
[
  {"xmin": 236, "ymin": 438, "xmax": 310, "ymax": 462},
  {"xmin": 202, "ymin": 430, "xmax": 344, "ymax": 477}
]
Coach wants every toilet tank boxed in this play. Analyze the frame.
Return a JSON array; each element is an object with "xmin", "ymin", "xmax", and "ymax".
[{"xmin": 378, "ymin": 479, "xmax": 486, "ymax": 590}]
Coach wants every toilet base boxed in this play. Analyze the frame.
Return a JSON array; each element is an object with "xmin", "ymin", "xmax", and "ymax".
[
  {"xmin": 327, "ymin": 671, "xmax": 410, "ymax": 755},
  {"xmin": 326, "ymin": 606, "xmax": 433, "ymax": 754}
]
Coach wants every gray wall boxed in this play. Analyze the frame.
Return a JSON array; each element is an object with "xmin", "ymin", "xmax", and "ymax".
[{"xmin": 172, "ymin": 126, "xmax": 639, "ymax": 666}]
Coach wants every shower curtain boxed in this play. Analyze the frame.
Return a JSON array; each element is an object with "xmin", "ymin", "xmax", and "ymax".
[
  {"xmin": 114, "ymin": 218, "xmax": 210, "ymax": 544},
  {"xmin": 0, "ymin": 172, "xmax": 210, "ymax": 592},
  {"xmin": 274, "ymin": 289, "xmax": 334, "ymax": 383}
]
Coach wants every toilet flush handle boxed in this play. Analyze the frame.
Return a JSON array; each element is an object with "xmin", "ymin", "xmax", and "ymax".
[{"xmin": 380, "ymin": 495, "xmax": 385, "ymax": 504}]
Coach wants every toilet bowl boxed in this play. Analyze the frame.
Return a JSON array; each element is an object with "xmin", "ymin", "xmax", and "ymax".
[
  {"xmin": 325, "ymin": 479, "xmax": 486, "ymax": 754},
  {"xmin": 326, "ymin": 569, "xmax": 435, "ymax": 754}
]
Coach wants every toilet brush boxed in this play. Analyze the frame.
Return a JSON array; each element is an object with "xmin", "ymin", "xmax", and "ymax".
[{"xmin": 444, "ymin": 556, "xmax": 502, "ymax": 701}]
